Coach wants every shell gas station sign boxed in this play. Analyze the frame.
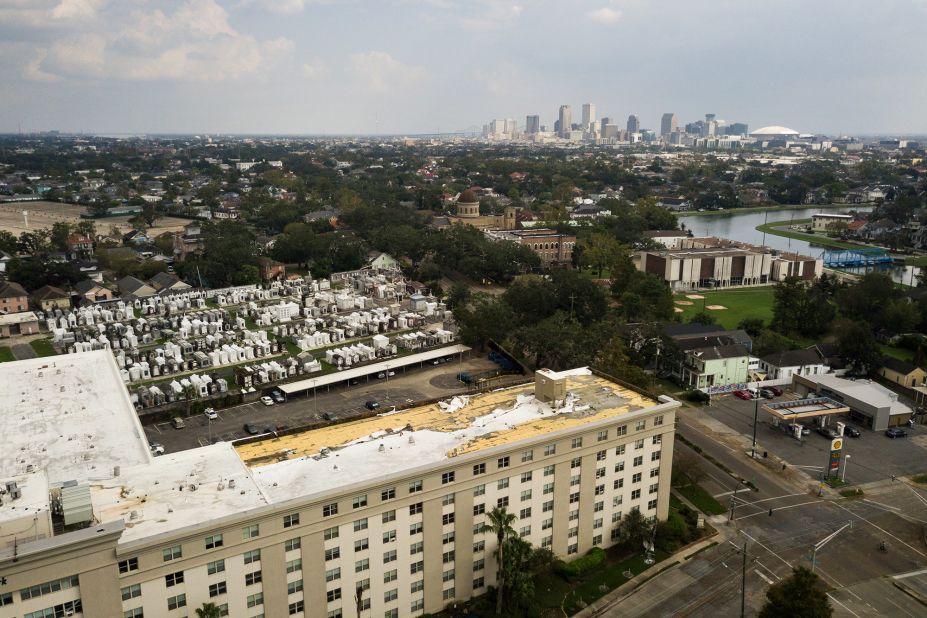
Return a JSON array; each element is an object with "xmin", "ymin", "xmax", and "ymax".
[{"xmin": 827, "ymin": 437, "xmax": 843, "ymax": 477}]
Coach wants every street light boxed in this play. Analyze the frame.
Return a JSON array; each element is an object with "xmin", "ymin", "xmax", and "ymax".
[
  {"xmin": 312, "ymin": 378, "xmax": 318, "ymax": 416},
  {"xmin": 841, "ymin": 454, "xmax": 851, "ymax": 483},
  {"xmin": 751, "ymin": 393, "xmax": 760, "ymax": 458},
  {"xmin": 811, "ymin": 522, "xmax": 851, "ymax": 573}
]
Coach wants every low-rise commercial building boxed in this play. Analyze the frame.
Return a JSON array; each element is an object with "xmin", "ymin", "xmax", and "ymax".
[
  {"xmin": 0, "ymin": 353, "xmax": 679, "ymax": 618},
  {"xmin": 792, "ymin": 373, "xmax": 914, "ymax": 430}
]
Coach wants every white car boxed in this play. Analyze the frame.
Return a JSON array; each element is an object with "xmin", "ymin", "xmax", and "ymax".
[
  {"xmin": 260, "ymin": 396, "xmax": 275, "ymax": 406},
  {"xmin": 204, "ymin": 408, "xmax": 218, "ymax": 420},
  {"xmin": 149, "ymin": 441, "xmax": 165, "ymax": 456}
]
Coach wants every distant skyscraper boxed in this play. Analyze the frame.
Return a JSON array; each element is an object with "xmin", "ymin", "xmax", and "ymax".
[
  {"xmin": 558, "ymin": 105, "xmax": 572, "ymax": 137},
  {"xmin": 526, "ymin": 115, "xmax": 540, "ymax": 134},
  {"xmin": 727, "ymin": 122, "xmax": 749, "ymax": 136},
  {"xmin": 627, "ymin": 114, "xmax": 640, "ymax": 134},
  {"xmin": 504, "ymin": 118, "xmax": 516, "ymax": 135},
  {"xmin": 660, "ymin": 113, "xmax": 678, "ymax": 136},
  {"xmin": 600, "ymin": 117, "xmax": 612, "ymax": 136},
  {"xmin": 582, "ymin": 103, "xmax": 596, "ymax": 131}
]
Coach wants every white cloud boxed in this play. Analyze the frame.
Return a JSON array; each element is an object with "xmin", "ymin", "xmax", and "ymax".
[
  {"xmin": 349, "ymin": 51, "xmax": 425, "ymax": 94},
  {"xmin": 18, "ymin": 0, "xmax": 293, "ymax": 82},
  {"xmin": 587, "ymin": 6, "xmax": 623, "ymax": 24},
  {"xmin": 302, "ymin": 58, "xmax": 328, "ymax": 79}
]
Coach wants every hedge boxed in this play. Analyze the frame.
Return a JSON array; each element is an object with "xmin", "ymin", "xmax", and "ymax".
[{"xmin": 555, "ymin": 547, "xmax": 606, "ymax": 580}]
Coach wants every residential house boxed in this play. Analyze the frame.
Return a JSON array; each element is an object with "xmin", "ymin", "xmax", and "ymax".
[
  {"xmin": 758, "ymin": 348, "xmax": 829, "ymax": 380},
  {"xmin": 0, "ymin": 280, "xmax": 29, "ymax": 314},
  {"xmin": 257, "ymin": 256, "xmax": 286, "ymax": 281},
  {"xmin": 878, "ymin": 357, "xmax": 926, "ymax": 388},
  {"xmin": 0, "ymin": 250, "xmax": 11, "ymax": 273},
  {"xmin": 67, "ymin": 233, "xmax": 94, "ymax": 258},
  {"xmin": 117, "ymin": 275, "xmax": 157, "ymax": 299},
  {"xmin": 75, "ymin": 279, "xmax": 115, "ymax": 304},
  {"xmin": 0, "ymin": 311, "xmax": 40, "ymax": 338},
  {"xmin": 122, "ymin": 229, "xmax": 152, "ymax": 246},
  {"xmin": 366, "ymin": 251, "xmax": 400, "ymax": 271},
  {"xmin": 681, "ymin": 343, "xmax": 751, "ymax": 391},
  {"xmin": 31, "ymin": 285, "xmax": 71, "ymax": 312},
  {"xmin": 149, "ymin": 271, "xmax": 192, "ymax": 294},
  {"xmin": 173, "ymin": 221, "xmax": 204, "ymax": 262}
]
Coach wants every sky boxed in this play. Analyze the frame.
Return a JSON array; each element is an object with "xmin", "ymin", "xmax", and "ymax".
[{"xmin": 1, "ymin": 0, "xmax": 926, "ymax": 136}]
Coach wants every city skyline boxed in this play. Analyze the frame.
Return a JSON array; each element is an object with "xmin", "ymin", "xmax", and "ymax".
[{"xmin": 1, "ymin": 1, "xmax": 927, "ymax": 136}]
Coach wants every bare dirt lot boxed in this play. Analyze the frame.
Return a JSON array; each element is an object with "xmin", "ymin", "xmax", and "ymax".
[{"xmin": 0, "ymin": 200, "xmax": 190, "ymax": 236}]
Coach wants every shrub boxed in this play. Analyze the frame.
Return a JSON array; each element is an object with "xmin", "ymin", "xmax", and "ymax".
[
  {"xmin": 555, "ymin": 547, "xmax": 606, "ymax": 580},
  {"xmin": 683, "ymin": 390, "xmax": 710, "ymax": 404}
]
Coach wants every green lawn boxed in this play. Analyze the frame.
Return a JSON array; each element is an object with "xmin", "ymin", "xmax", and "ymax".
[
  {"xmin": 674, "ymin": 483, "xmax": 727, "ymax": 516},
  {"xmin": 29, "ymin": 338, "xmax": 58, "ymax": 357},
  {"xmin": 0, "ymin": 347, "xmax": 14, "ymax": 363},
  {"xmin": 673, "ymin": 287, "xmax": 775, "ymax": 330},
  {"xmin": 880, "ymin": 345, "xmax": 914, "ymax": 362},
  {"xmin": 904, "ymin": 255, "xmax": 927, "ymax": 268},
  {"xmin": 755, "ymin": 220, "xmax": 871, "ymax": 251}
]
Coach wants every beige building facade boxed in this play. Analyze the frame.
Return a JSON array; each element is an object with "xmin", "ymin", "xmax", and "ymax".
[{"xmin": 1, "ymin": 358, "xmax": 678, "ymax": 618}]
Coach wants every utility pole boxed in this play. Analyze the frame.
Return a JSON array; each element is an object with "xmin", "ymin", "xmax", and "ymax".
[
  {"xmin": 841, "ymin": 454, "xmax": 851, "ymax": 483},
  {"xmin": 751, "ymin": 394, "xmax": 760, "ymax": 458}
]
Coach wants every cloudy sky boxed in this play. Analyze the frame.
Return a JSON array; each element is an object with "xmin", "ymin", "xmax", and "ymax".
[{"xmin": 1, "ymin": 0, "xmax": 925, "ymax": 135}]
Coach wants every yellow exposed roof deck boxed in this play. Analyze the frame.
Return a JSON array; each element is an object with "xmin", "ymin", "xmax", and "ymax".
[{"xmin": 236, "ymin": 370, "xmax": 657, "ymax": 469}]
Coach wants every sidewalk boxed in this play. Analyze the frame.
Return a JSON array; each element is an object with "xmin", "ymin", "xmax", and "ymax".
[{"xmin": 573, "ymin": 526, "xmax": 729, "ymax": 618}]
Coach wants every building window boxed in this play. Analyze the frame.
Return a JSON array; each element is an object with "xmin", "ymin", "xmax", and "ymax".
[
  {"xmin": 473, "ymin": 484, "xmax": 485, "ymax": 497},
  {"xmin": 543, "ymin": 482, "xmax": 554, "ymax": 495},
  {"xmin": 285, "ymin": 538, "xmax": 301, "ymax": 552},
  {"xmin": 497, "ymin": 496, "xmax": 509, "ymax": 508},
  {"xmin": 648, "ymin": 499, "xmax": 658, "ymax": 510},
  {"xmin": 382, "ymin": 510, "xmax": 396, "ymax": 523},
  {"xmin": 568, "ymin": 543, "xmax": 579, "ymax": 555},
  {"xmin": 521, "ymin": 471, "xmax": 533, "ymax": 483},
  {"xmin": 568, "ymin": 510, "xmax": 579, "ymax": 522},
  {"xmin": 118, "ymin": 558, "xmax": 139, "ymax": 574},
  {"xmin": 544, "ymin": 444, "xmax": 556, "ymax": 456},
  {"xmin": 355, "ymin": 538, "xmax": 369, "ymax": 552},
  {"xmin": 631, "ymin": 489, "xmax": 641, "ymax": 500},
  {"xmin": 616, "ymin": 445, "xmax": 626, "ymax": 456},
  {"xmin": 635, "ymin": 439, "xmax": 645, "ymax": 450},
  {"xmin": 632, "ymin": 472, "xmax": 642, "ymax": 484},
  {"xmin": 288, "ymin": 559, "xmax": 303, "ymax": 574},
  {"xmin": 595, "ymin": 501, "xmax": 605, "ymax": 512},
  {"xmin": 248, "ymin": 592, "xmax": 264, "ymax": 608},
  {"xmin": 595, "ymin": 484, "xmax": 605, "ymax": 495},
  {"xmin": 542, "ymin": 518, "xmax": 553, "ymax": 530},
  {"xmin": 386, "ymin": 609, "xmax": 399, "ymax": 618},
  {"xmin": 473, "ymin": 503, "xmax": 485, "ymax": 515},
  {"xmin": 353, "ymin": 495, "xmax": 368, "ymax": 509},
  {"xmin": 571, "ymin": 457, "xmax": 582, "ymax": 469},
  {"xmin": 409, "ymin": 522, "xmax": 423, "ymax": 535},
  {"xmin": 473, "ymin": 540, "xmax": 485, "ymax": 552},
  {"xmin": 411, "ymin": 560, "xmax": 424, "ymax": 574},
  {"xmin": 327, "ymin": 588, "xmax": 342, "ymax": 603},
  {"xmin": 570, "ymin": 474, "xmax": 581, "ymax": 487},
  {"xmin": 384, "ymin": 550, "xmax": 398, "ymax": 564},
  {"xmin": 329, "ymin": 609, "xmax": 345, "ymax": 618},
  {"xmin": 654, "ymin": 415, "xmax": 664, "ymax": 426},
  {"xmin": 542, "ymin": 536, "xmax": 553, "ymax": 548},
  {"xmin": 163, "ymin": 545, "xmax": 182, "ymax": 561},
  {"xmin": 323, "ymin": 503, "xmax": 338, "ymax": 517},
  {"xmin": 204, "ymin": 534, "xmax": 223, "ymax": 550},
  {"xmin": 354, "ymin": 518, "xmax": 368, "ymax": 532},
  {"xmin": 409, "ymin": 502, "xmax": 423, "ymax": 515},
  {"xmin": 616, "ymin": 424, "xmax": 627, "ymax": 436},
  {"xmin": 208, "ymin": 559, "xmax": 225, "ymax": 575},
  {"xmin": 325, "ymin": 547, "xmax": 341, "ymax": 561},
  {"xmin": 650, "ymin": 483, "xmax": 659, "ymax": 494},
  {"xmin": 473, "ymin": 463, "xmax": 486, "ymax": 475},
  {"xmin": 381, "ymin": 487, "xmax": 396, "ymax": 501},
  {"xmin": 596, "ymin": 467, "xmax": 606, "ymax": 479},
  {"xmin": 244, "ymin": 549, "xmax": 261, "ymax": 564},
  {"xmin": 411, "ymin": 541, "xmax": 424, "ymax": 554},
  {"xmin": 651, "ymin": 451, "xmax": 661, "ymax": 461},
  {"xmin": 324, "ymin": 526, "xmax": 339, "ymax": 541},
  {"xmin": 356, "ymin": 558, "xmax": 369, "ymax": 573},
  {"xmin": 443, "ymin": 550, "xmax": 455, "ymax": 564},
  {"xmin": 543, "ymin": 500, "xmax": 554, "ymax": 512},
  {"xmin": 597, "ymin": 430, "xmax": 608, "ymax": 442},
  {"xmin": 572, "ymin": 437, "xmax": 583, "ymax": 449},
  {"xmin": 442, "ymin": 494, "xmax": 455, "ymax": 506},
  {"xmin": 383, "ymin": 530, "xmax": 397, "ymax": 543},
  {"xmin": 411, "ymin": 579, "xmax": 424, "ymax": 593},
  {"xmin": 522, "ymin": 449, "xmax": 534, "ymax": 462},
  {"xmin": 121, "ymin": 584, "xmax": 142, "ymax": 601},
  {"xmin": 284, "ymin": 513, "xmax": 300, "ymax": 528},
  {"xmin": 245, "ymin": 570, "xmax": 262, "ymax": 586},
  {"xmin": 442, "ymin": 531, "xmax": 455, "ymax": 545},
  {"xmin": 544, "ymin": 464, "xmax": 555, "ymax": 476},
  {"xmin": 651, "ymin": 467, "xmax": 660, "ymax": 478},
  {"xmin": 498, "ymin": 456, "xmax": 510, "ymax": 469},
  {"xmin": 569, "ymin": 492, "xmax": 580, "ymax": 504},
  {"xmin": 443, "ymin": 512, "xmax": 456, "ymax": 525},
  {"xmin": 442, "ymin": 569, "xmax": 455, "ymax": 582},
  {"xmin": 165, "ymin": 571, "xmax": 184, "ymax": 587},
  {"xmin": 411, "ymin": 598, "xmax": 425, "ymax": 612},
  {"xmin": 208, "ymin": 581, "xmax": 227, "ymax": 597},
  {"xmin": 652, "ymin": 435, "xmax": 662, "ymax": 445},
  {"xmin": 636, "ymin": 420, "xmax": 646, "ymax": 431},
  {"xmin": 443, "ymin": 588, "xmax": 456, "ymax": 601},
  {"xmin": 520, "ymin": 507, "xmax": 532, "ymax": 519},
  {"xmin": 615, "ymin": 462, "xmax": 625, "ymax": 473},
  {"xmin": 168, "ymin": 593, "xmax": 187, "ymax": 610},
  {"xmin": 497, "ymin": 477, "xmax": 509, "ymax": 490},
  {"xmin": 409, "ymin": 480, "xmax": 423, "ymax": 493},
  {"xmin": 521, "ymin": 489, "xmax": 532, "ymax": 501},
  {"xmin": 442, "ymin": 471, "xmax": 456, "ymax": 484},
  {"xmin": 123, "ymin": 609, "xmax": 143, "ymax": 618},
  {"xmin": 384, "ymin": 588, "xmax": 398, "ymax": 602},
  {"xmin": 289, "ymin": 601, "xmax": 304, "ymax": 615}
]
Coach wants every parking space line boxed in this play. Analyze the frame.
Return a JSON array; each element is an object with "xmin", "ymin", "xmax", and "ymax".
[
  {"xmin": 754, "ymin": 568, "xmax": 774, "ymax": 585},
  {"xmin": 833, "ymin": 501, "xmax": 927, "ymax": 558},
  {"xmin": 827, "ymin": 593, "xmax": 864, "ymax": 618}
]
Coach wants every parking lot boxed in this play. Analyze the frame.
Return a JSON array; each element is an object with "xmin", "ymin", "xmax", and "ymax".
[
  {"xmin": 146, "ymin": 356, "xmax": 506, "ymax": 454},
  {"xmin": 706, "ymin": 391, "xmax": 927, "ymax": 484}
]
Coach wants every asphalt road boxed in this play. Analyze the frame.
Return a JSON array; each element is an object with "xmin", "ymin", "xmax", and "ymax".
[
  {"xmin": 597, "ymin": 409, "xmax": 927, "ymax": 617},
  {"xmin": 145, "ymin": 356, "xmax": 502, "ymax": 453}
]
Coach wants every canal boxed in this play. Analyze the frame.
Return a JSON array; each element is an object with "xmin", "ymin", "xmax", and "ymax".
[{"xmin": 677, "ymin": 207, "xmax": 919, "ymax": 285}]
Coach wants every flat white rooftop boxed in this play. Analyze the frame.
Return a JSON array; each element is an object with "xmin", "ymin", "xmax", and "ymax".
[
  {"xmin": 0, "ymin": 350, "xmax": 151, "ymax": 484},
  {"xmin": 803, "ymin": 374, "xmax": 913, "ymax": 417},
  {"xmin": 0, "ymin": 311, "xmax": 39, "ymax": 326}
]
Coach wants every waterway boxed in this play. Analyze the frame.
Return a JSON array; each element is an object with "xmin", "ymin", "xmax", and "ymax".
[{"xmin": 677, "ymin": 207, "xmax": 920, "ymax": 285}]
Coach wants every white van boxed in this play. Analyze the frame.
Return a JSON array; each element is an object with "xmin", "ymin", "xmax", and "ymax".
[{"xmin": 172, "ymin": 417, "xmax": 185, "ymax": 429}]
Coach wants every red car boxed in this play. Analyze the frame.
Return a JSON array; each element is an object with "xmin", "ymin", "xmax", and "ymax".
[
  {"xmin": 733, "ymin": 390, "xmax": 752, "ymax": 400},
  {"xmin": 767, "ymin": 386, "xmax": 783, "ymax": 396}
]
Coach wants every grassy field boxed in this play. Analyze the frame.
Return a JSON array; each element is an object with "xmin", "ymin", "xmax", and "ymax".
[
  {"xmin": 0, "ymin": 346, "xmax": 14, "ymax": 363},
  {"xmin": 674, "ymin": 483, "xmax": 727, "ymax": 516},
  {"xmin": 755, "ymin": 219, "xmax": 874, "ymax": 251},
  {"xmin": 29, "ymin": 338, "xmax": 58, "ymax": 357},
  {"xmin": 904, "ymin": 255, "xmax": 927, "ymax": 267},
  {"xmin": 673, "ymin": 287, "xmax": 775, "ymax": 330},
  {"xmin": 880, "ymin": 345, "xmax": 915, "ymax": 362}
]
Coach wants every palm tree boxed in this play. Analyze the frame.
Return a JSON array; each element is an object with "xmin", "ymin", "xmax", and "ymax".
[
  {"xmin": 484, "ymin": 506, "xmax": 517, "ymax": 615},
  {"xmin": 195, "ymin": 602, "xmax": 222, "ymax": 618}
]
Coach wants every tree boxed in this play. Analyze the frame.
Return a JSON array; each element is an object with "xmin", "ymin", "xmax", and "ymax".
[
  {"xmin": 457, "ymin": 297, "xmax": 515, "ymax": 352},
  {"xmin": 195, "ymin": 603, "xmax": 222, "ymax": 618},
  {"xmin": 616, "ymin": 508, "xmax": 652, "ymax": 549},
  {"xmin": 835, "ymin": 320, "xmax": 882, "ymax": 376},
  {"xmin": 689, "ymin": 311, "xmax": 717, "ymax": 325},
  {"xmin": 578, "ymin": 232, "xmax": 624, "ymax": 276},
  {"xmin": 595, "ymin": 335, "xmax": 651, "ymax": 389},
  {"xmin": 484, "ymin": 507, "xmax": 517, "ymax": 616},
  {"xmin": 737, "ymin": 318, "xmax": 765, "ymax": 338},
  {"xmin": 759, "ymin": 566, "xmax": 833, "ymax": 618}
]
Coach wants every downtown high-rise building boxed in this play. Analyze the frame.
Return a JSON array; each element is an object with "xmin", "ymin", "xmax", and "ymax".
[
  {"xmin": 660, "ymin": 113, "xmax": 678, "ymax": 136},
  {"xmin": 526, "ymin": 115, "xmax": 540, "ymax": 134},
  {"xmin": 627, "ymin": 114, "xmax": 640, "ymax": 134},
  {"xmin": 582, "ymin": 103, "xmax": 596, "ymax": 131},
  {"xmin": 558, "ymin": 105, "xmax": 572, "ymax": 137},
  {"xmin": 600, "ymin": 117, "xmax": 612, "ymax": 135}
]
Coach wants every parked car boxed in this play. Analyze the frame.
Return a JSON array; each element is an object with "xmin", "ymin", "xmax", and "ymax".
[
  {"xmin": 243, "ymin": 423, "xmax": 259, "ymax": 435},
  {"xmin": 322, "ymin": 412, "xmax": 336, "ymax": 421},
  {"xmin": 767, "ymin": 386, "xmax": 783, "ymax": 396},
  {"xmin": 365, "ymin": 400, "xmax": 381, "ymax": 410},
  {"xmin": 787, "ymin": 423, "xmax": 811, "ymax": 436},
  {"xmin": 171, "ymin": 417, "xmax": 185, "ymax": 429},
  {"xmin": 816, "ymin": 426, "xmax": 840, "ymax": 439},
  {"xmin": 843, "ymin": 425, "xmax": 861, "ymax": 438},
  {"xmin": 759, "ymin": 388, "xmax": 775, "ymax": 399},
  {"xmin": 885, "ymin": 427, "xmax": 908, "ymax": 439},
  {"xmin": 733, "ymin": 390, "xmax": 752, "ymax": 400},
  {"xmin": 260, "ymin": 396, "xmax": 274, "ymax": 406},
  {"xmin": 376, "ymin": 371, "xmax": 396, "ymax": 379},
  {"xmin": 349, "ymin": 378, "xmax": 360, "ymax": 386},
  {"xmin": 271, "ymin": 390, "xmax": 285, "ymax": 403},
  {"xmin": 149, "ymin": 441, "xmax": 165, "ymax": 455},
  {"xmin": 204, "ymin": 408, "xmax": 218, "ymax": 420}
]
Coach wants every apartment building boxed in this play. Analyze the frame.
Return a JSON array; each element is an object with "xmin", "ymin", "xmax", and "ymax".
[{"xmin": 0, "ymin": 352, "xmax": 678, "ymax": 618}]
